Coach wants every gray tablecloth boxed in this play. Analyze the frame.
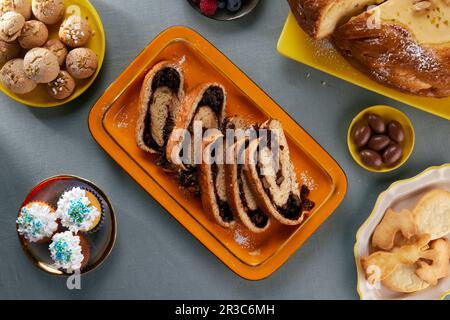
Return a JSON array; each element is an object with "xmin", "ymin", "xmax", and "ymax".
[{"xmin": 0, "ymin": 0, "xmax": 449, "ymax": 299}]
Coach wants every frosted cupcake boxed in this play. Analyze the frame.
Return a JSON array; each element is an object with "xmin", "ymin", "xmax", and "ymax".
[
  {"xmin": 56, "ymin": 187, "xmax": 103, "ymax": 233},
  {"xmin": 16, "ymin": 201, "xmax": 59, "ymax": 243},
  {"xmin": 49, "ymin": 231, "xmax": 90, "ymax": 273}
]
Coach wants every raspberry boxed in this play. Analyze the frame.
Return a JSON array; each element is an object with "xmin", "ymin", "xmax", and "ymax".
[{"xmin": 200, "ymin": 0, "xmax": 218, "ymax": 16}]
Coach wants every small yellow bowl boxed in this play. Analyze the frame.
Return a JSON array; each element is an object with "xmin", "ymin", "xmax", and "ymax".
[
  {"xmin": 347, "ymin": 105, "xmax": 415, "ymax": 173},
  {"xmin": 0, "ymin": 0, "xmax": 105, "ymax": 108}
]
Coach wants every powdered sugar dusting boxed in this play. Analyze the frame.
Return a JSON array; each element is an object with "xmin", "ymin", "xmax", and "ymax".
[
  {"xmin": 115, "ymin": 110, "xmax": 129, "ymax": 129},
  {"xmin": 308, "ymin": 37, "xmax": 341, "ymax": 62},
  {"xmin": 176, "ymin": 55, "xmax": 186, "ymax": 67},
  {"xmin": 309, "ymin": 38, "xmax": 333, "ymax": 55},
  {"xmin": 234, "ymin": 229, "xmax": 250, "ymax": 248},
  {"xmin": 311, "ymin": 38, "xmax": 334, "ymax": 51},
  {"xmin": 300, "ymin": 170, "xmax": 317, "ymax": 190},
  {"xmin": 373, "ymin": 33, "xmax": 440, "ymax": 82},
  {"xmin": 402, "ymin": 40, "xmax": 439, "ymax": 72}
]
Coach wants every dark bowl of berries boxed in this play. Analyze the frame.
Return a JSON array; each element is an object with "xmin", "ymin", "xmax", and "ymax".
[{"xmin": 188, "ymin": 0, "xmax": 260, "ymax": 21}]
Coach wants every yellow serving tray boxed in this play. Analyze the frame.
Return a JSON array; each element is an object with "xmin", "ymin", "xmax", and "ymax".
[{"xmin": 277, "ymin": 13, "xmax": 450, "ymax": 120}]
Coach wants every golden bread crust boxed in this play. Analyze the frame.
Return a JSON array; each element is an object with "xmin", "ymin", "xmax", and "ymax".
[
  {"xmin": 288, "ymin": 0, "xmax": 379, "ymax": 39},
  {"xmin": 333, "ymin": 14, "xmax": 450, "ymax": 97},
  {"xmin": 288, "ymin": 0, "xmax": 333, "ymax": 38}
]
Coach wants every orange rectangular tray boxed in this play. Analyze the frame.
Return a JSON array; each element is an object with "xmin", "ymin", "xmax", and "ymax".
[{"xmin": 88, "ymin": 26, "xmax": 347, "ymax": 280}]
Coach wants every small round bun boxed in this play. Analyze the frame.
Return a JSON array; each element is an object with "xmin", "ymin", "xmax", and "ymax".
[
  {"xmin": 0, "ymin": 11, "xmax": 25, "ymax": 42},
  {"xmin": 32, "ymin": 0, "xmax": 64, "ymax": 25},
  {"xmin": 0, "ymin": 40, "xmax": 20, "ymax": 65},
  {"xmin": 47, "ymin": 70, "xmax": 75, "ymax": 100},
  {"xmin": 18, "ymin": 20, "xmax": 48, "ymax": 49},
  {"xmin": 0, "ymin": 58, "xmax": 37, "ymax": 94},
  {"xmin": 66, "ymin": 47, "xmax": 98, "ymax": 79},
  {"xmin": 24, "ymin": 47, "xmax": 59, "ymax": 83},
  {"xmin": 43, "ymin": 38, "xmax": 67, "ymax": 66},
  {"xmin": 59, "ymin": 15, "xmax": 91, "ymax": 48},
  {"xmin": 0, "ymin": 0, "xmax": 32, "ymax": 20}
]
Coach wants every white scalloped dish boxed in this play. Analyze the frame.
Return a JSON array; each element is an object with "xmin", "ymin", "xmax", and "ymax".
[{"xmin": 355, "ymin": 164, "xmax": 450, "ymax": 300}]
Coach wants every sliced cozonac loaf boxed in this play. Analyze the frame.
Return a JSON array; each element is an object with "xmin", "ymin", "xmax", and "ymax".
[
  {"xmin": 166, "ymin": 83, "xmax": 227, "ymax": 195},
  {"xmin": 136, "ymin": 61, "xmax": 184, "ymax": 158},
  {"xmin": 225, "ymin": 119, "xmax": 270, "ymax": 233},
  {"xmin": 200, "ymin": 129, "xmax": 235, "ymax": 227},
  {"xmin": 244, "ymin": 119, "xmax": 314, "ymax": 225}
]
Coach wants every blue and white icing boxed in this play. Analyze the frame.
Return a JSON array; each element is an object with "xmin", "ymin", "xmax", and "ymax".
[
  {"xmin": 16, "ymin": 202, "xmax": 58, "ymax": 243},
  {"xmin": 56, "ymin": 187, "xmax": 100, "ymax": 232},
  {"xmin": 49, "ymin": 231, "xmax": 84, "ymax": 273}
]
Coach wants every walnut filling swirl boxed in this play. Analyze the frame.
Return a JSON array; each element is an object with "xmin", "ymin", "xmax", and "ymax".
[
  {"xmin": 256, "ymin": 130, "xmax": 314, "ymax": 221},
  {"xmin": 174, "ymin": 85, "xmax": 226, "ymax": 196},
  {"xmin": 143, "ymin": 67, "xmax": 181, "ymax": 154},
  {"xmin": 244, "ymin": 120, "xmax": 315, "ymax": 225}
]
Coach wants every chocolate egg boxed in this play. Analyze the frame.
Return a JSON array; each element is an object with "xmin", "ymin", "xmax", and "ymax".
[
  {"xmin": 360, "ymin": 149, "xmax": 383, "ymax": 169},
  {"xmin": 354, "ymin": 125, "xmax": 372, "ymax": 147},
  {"xmin": 387, "ymin": 120, "xmax": 405, "ymax": 143},
  {"xmin": 368, "ymin": 114, "xmax": 386, "ymax": 134},
  {"xmin": 383, "ymin": 144, "xmax": 403, "ymax": 166},
  {"xmin": 368, "ymin": 135, "xmax": 391, "ymax": 151}
]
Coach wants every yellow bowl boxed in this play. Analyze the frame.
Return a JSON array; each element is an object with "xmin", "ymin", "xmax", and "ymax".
[
  {"xmin": 0, "ymin": 0, "xmax": 105, "ymax": 108},
  {"xmin": 347, "ymin": 105, "xmax": 415, "ymax": 173}
]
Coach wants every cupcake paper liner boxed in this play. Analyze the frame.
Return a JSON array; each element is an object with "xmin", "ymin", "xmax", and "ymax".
[{"xmin": 79, "ymin": 186, "xmax": 105, "ymax": 234}]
